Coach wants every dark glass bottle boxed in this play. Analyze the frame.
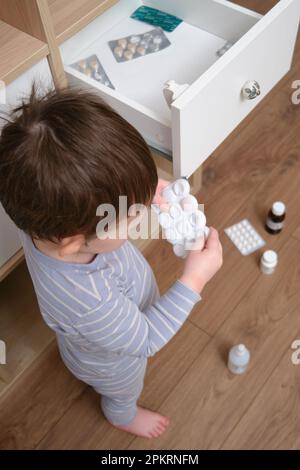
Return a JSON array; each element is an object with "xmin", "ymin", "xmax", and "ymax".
[{"xmin": 265, "ymin": 201, "xmax": 286, "ymax": 234}]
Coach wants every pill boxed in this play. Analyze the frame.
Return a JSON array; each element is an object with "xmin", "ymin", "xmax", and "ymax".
[
  {"xmin": 114, "ymin": 46, "xmax": 124, "ymax": 58},
  {"xmin": 85, "ymin": 67, "xmax": 93, "ymax": 77},
  {"xmin": 161, "ymin": 185, "xmax": 179, "ymax": 204},
  {"xmin": 158, "ymin": 212, "xmax": 172, "ymax": 229},
  {"xmin": 173, "ymin": 244, "xmax": 187, "ymax": 258},
  {"xmin": 148, "ymin": 43, "xmax": 160, "ymax": 52},
  {"xmin": 153, "ymin": 35, "xmax": 163, "ymax": 45},
  {"xmin": 173, "ymin": 179, "xmax": 190, "ymax": 197},
  {"xmin": 118, "ymin": 39, "xmax": 127, "ymax": 49},
  {"xmin": 124, "ymin": 50, "xmax": 134, "ymax": 60},
  {"xmin": 137, "ymin": 46, "xmax": 146, "ymax": 56},
  {"xmin": 165, "ymin": 228, "xmax": 183, "ymax": 245},
  {"xmin": 127, "ymin": 42, "xmax": 137, "ymax": 53},
  {"xmin": 140, "ymin": 39, "xmax": 151, "ymax": 47},
  {"xmin": 130, "ymin": 35, "xmax": 141, "ymax": 44},
  {"xmin": 189, "ymin": 210, "xmax": 206, "ymax": 228},
  {"xmin": 169, "ymin": 203, "xmax": 183, "ymax": 219},
  {"xmin": 176, "ymin": 219, "xmax": 189, "ymax": 236},
  {"xmin": 180, "ymin": 195, "xmax": 198, "ymax": 212},
  {"xmin": 78, "ymin": 59, "xmax": 88, "ymax": 70}
]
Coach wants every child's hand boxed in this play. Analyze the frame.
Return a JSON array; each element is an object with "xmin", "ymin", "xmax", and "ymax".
[
  {"xmin": 179, "ymin": 227, "xmax": 223, "ymax": 294},
  {"xmin": 152, "ymin": 178, "xmax": 171, "ymax": 208}
]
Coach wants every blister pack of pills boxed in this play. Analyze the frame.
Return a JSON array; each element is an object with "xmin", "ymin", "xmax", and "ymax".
[
  {"xmin": 70, "ymin": 54, "xmax": 115, "ymax": 89},
  {"xmin": 224, "ymin": 219, "xmax": 265, "ymax": 256},
  {"xmin": 131, "ymin": 6, "xmax": 183, "ymax": 33},
  {"xmin": 152, "ymin": 178, "xmax": 209, "ymax": 258},
  {"xmin": 108, "ymin": 27, "xmax": 171, "ymax": 62}
]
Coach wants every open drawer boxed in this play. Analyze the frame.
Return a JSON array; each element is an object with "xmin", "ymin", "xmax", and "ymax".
[{"xmin": 61, "ymin": 0, "xmax": 300, "ymax": 177}]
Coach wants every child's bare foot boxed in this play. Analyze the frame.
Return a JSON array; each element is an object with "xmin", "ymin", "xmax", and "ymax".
[{"xmin": 112, "ymin": 406, "xmax": 170, "ymax": 438}]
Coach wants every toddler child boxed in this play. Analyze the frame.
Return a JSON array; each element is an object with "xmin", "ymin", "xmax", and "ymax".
[{"xmin": 0, "ymin": 88, "xmax": 222, "ymax": 438}]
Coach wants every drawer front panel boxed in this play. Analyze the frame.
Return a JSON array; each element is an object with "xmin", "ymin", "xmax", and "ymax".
[
  {"xmin": 65, "ymin": 70, "xmax": 172, "ymax": 155},
  {"xmin": 172, "ymin": 0, "xmax": 300, "ymax": 177}
]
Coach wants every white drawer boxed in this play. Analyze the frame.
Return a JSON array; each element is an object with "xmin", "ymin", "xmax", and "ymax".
[
  {"xmin": 61, "ymin": 0, "xmax": 300, "ymax": 177},
  {"xmin": 0, "ymin": 205, "xmax": 21, "ymax": 267}
]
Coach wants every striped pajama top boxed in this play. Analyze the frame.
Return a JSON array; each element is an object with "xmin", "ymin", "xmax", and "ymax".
[{"xmin": 19, "ymin": 231, "xmax": 201, "ymax": 383}]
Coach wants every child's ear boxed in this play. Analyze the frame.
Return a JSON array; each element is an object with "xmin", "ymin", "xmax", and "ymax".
[{"xmin": 58, "ymin": 234, "xmax": 85, "ymax": 257}]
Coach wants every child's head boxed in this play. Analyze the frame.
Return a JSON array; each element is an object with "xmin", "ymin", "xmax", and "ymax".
[{"xmin": 0, "ymin": 87, "xmax": 158, "ymax": 255}]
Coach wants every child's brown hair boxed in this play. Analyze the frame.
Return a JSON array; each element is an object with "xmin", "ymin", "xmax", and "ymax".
[{"xmin": 0, "ymin": 87, "xmax": 158, "ymax": 241}]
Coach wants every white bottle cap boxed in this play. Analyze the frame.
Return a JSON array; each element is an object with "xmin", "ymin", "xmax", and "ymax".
[
  {"xmin": 237, "ymin": 344, "xmax": 246, "ymax": 354},
  {"xmin": 262, "ymin": 250, "xmax": 278, "ymax": 266},
  {"xmin": 272, "ymin": 201, "xmax": 285, "ymax": 216}
]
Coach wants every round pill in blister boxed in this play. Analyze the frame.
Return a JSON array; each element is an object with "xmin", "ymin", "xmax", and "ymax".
[
  {"xmin": 118, "ymin": 39, "xmax": 127, "ymax": 49},
  {"xmin": 114, "ymin": 46, "xmax": 124, "ymax": 58},
  {"xmin": 124, "ymin": 50, "xmax": 134, "ymax": 60},
  {"xmin": 165, "ymin": 229, "xmax": 184, "ymax": 245},
  {"xmin": 85, "ymin": 67, "xmax": 93, "ymax": 77},
  {"xmin": 161, "ymin": 185, "xmax": 179, "ymax": 204},
  {"xmin": 159, "ymin": 212, "xmax": 172, "ymax": 229},
  {"xmin": 153, "ymin": 35, "xmax": 163, "ymax": 45},
  {"xmin": 189, "ymin": 210, "xmax": 206, "ymax": 229},
  {"xmin": 173, "ymin": 179, "xmax": 190, "ymax": 197},
  {"xmin": 137, "ymin": 46, "xmax": 146, "ymax": 56},
  {"xmin": 140, "ymin": 38, "xmax": 151, "ymax": 47},
  {"xmin": 173, "ymin": 244, "xmax": 187, "ymax": 258},
  {"xmin": 149, "ymin": 43, "xmax": 160, "ymax": 52},
  {"xmin": 143, "ymin": 32, "xmax": 152, "ymax": 41},
  {"xmin": 78, "ymin": 59, "xmax": 88, "ymax": 70},
  {"xmin": 169, "ymin": 203, "xmax": 182, "ymax": 219},
  {"xmin": 180, "ymin": 195, "xmax": 198, "ymax": 212},
  {"xmin": 130, "ymin": 35, "xmax": 141, "ymax": 44},
  {"xmin": 127, "ymin": 42, "xmax": 137, "ymax": 53},
  {"xmin": 176, "ymin": 218, "xmax": 189, "ymax": 236}
]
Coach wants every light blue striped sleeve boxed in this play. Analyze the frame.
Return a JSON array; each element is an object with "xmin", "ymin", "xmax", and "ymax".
[{"xmin": 72, "ymin": 280, "xmax": 201, "ymax": 358}]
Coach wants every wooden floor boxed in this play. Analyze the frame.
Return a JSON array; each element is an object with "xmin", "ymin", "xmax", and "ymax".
[{"xmin": 1, "ymin": 0, "xmax": 300, "ymax": 450}]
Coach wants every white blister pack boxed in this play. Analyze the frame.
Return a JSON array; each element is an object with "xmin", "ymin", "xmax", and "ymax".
[
  {"xmin": 224, "ymin": 219, "xmax": 265, "ymax": 256},
  {"xmin": 152, "ymin": 178, "xmax": 209, "ymax": 258}
]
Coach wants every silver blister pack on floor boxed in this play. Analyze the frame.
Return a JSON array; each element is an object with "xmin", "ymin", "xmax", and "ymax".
[
  {"xmin": 224, "ymin": 219, "xmax": 265, "ymax": 256},
  {"xmin": 108, "ymin": 27, "xmax": 171, "ymax": 62}
]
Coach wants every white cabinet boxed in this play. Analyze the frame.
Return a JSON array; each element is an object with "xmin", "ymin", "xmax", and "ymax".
[
  {"xmin": 61, "ymin": 0, "xmax": 300, "ymax": 177},
  {"xmin": 0, "ymin": 58, "xmax": 53, "ymax": 275},
  {"xmin": 0, "ymin": 205, "xmax": 21, "ymax": 268}
]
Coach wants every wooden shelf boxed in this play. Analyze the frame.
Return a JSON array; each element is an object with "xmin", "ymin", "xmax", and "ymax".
[
  {"xmin": 0, "ymin": 20, "xmax": 49, "ymax": 85},
  {"xmin": 48, "ymin": 0, "xmax": 118, "ymax": 44}
]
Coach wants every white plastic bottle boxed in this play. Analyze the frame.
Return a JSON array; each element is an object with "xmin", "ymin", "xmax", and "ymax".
[
  {"xmin": 260, "ymin": 250, "xmax": 278, "ymax": 275},
  {"xmin": 228, "ymin": 344, "xmax": 250, "ymax": 375}
]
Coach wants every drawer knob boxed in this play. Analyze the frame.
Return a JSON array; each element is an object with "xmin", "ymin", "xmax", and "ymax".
[{"xmin": 242, "ymin": 80, "xmax": 261, "ymax": 100}]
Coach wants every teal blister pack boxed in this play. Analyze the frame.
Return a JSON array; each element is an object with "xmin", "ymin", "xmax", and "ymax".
[{"xmin": 130, "ymin": 6, "xmax": 182, "ymax": 33}]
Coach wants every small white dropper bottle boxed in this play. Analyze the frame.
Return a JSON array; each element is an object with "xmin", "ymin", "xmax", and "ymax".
[{"xmin": 228, "ymin": 344, "xmax": 250, "ymax": 375}]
